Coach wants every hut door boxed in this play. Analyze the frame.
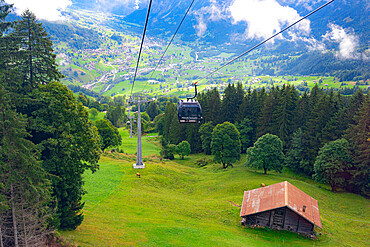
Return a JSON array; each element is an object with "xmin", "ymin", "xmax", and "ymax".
[{"xmin": 272, "ymin": 208, "xmax": 285, "ymax": 229}]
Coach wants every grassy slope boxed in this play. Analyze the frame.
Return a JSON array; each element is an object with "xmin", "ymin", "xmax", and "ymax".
[{"xmin": 61, "ymin": 134, "xmax": 369, "ymax": 247}]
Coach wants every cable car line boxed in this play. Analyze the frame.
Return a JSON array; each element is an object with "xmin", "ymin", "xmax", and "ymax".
[
  {"xmin": 130, "ymin": 0, "xmax": 153, "ymax": 96},
  {"xmin": 193, "ymin": 0, "xmax": 335, "ymax": 85},
  {"xmin": 141, "ymin": 0, "xmax": 196, "ymax": 94}
]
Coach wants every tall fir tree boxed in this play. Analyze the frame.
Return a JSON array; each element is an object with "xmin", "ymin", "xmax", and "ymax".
[
  {"xmin": 199, "ymin": 121, "xmax": 215, "ymax": 155},
  {"xmin": 257, "ymin": 88, "xmax": 276, "ymax": 138},
  {"xmin": 162, "ymin": 102, "xmax": 176, "ymax": 141},
  {"xmin": 273, "ymin": 85, "xmax": 298, "ymax": 149},
  {"xmin": 345, "ymin": 94, "xmax": 370, "ymax": 196},
  {"xmin": 11, "ymin": 10, "xmax": 63, "ymax": 95},
  {"xmin": 0, "ymin": 85, "xmax": 52, "ymax": 246},
  {"xmin": 221, "ymin": 83, "xmax": 238, "ymax": 123}
]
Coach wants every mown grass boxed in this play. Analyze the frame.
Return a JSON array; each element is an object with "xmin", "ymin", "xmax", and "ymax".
[
  {"xmin": 60, "ymin": 138, "xmax": 369, "ymax": 247},
  {"xmin": 117, "ymin": 129, "xmax": 160, "ymax": 156}
]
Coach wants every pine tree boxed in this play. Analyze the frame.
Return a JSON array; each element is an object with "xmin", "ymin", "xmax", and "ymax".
[
  {"xmin": 146, "ymin": 101, "xmax": 160, "ymax": 120},
  {"xmin": 184, "ymin": 123, "xmax": 202, "ymax": 153},
  {"xmin": 257, "ymin": 89, "xmax": 276, "ymax": 138},
  {"xmin": 162, "ymin": 102, "xmax": 176, "ymax": 140},
  {"xmin": 285, "ymin": 128, "xmax": 306, "ymax": 173},
  {"xmin": 235, "ymin": 117, "xmax": 254, "ymax": 153},
  {"xmin": 273, "ymin": 85, "xmax": 298, "ymax": 149},
  {"xmin": 11, "ymin": 9, "xmax": 63, "ymax": 94},
  {"xmin": 301, "ymin": 91, "xmax": 338, "ymax": 175},
  {"xmin": 198, "ymin": 88, "xmax": 221, "ymax": 124},
  {"xmin": 295, "ymin": 91, "xmax": 310, "ymax": 129},
  {"xmin": 0, "ymin": 85, "xmax": 52, "ymax": 246},
  {"xmin": 199, "ymin": 122, "xmax": 215, "ymax": 155},
  {"xmin": 168, "ymin": 113, "xmax": 182, "ymax": 144},
  {"xmin": 221, "ymin": 83, "xmax": 238, "ymax": 123},
  {"xmin": 345, "ymin": 94, "xmax": 370, "ymax": 196}
]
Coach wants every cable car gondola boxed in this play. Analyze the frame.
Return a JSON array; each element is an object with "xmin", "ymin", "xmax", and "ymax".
[{"xmin": 177, "ymin": 83, "xmax": 202, "ymax": 123}]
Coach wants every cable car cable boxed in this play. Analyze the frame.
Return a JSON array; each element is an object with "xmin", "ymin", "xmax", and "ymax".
[
  {"xmin": 193, "ymin": 0, "xmax": 335, "ymax": 85},
  {"xmin": 141, "ymin": 0, "xmax": 196, "ymax": 94},
  {"xmin": 130, "ymin": 0, "xmax": 153, "ymax": 96}
]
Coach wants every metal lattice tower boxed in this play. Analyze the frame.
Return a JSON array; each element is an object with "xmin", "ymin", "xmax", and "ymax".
[
  {"xmin": 130, "ymin": 96, "xmax": 149, "ymax": 169},
  {"xmin": 127, "ymin": 108, "xmax": 134, "ymax": 138}
]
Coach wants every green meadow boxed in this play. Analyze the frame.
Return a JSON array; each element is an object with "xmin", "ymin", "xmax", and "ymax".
[{"xmin": 60, "ymin": 131, "xmax": 369, "ymax": 246}]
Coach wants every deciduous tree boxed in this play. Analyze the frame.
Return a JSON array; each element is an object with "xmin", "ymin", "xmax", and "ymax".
[
  {"xmin": 95, "ymin": 119, "xmax": 122, "ymax": 151},
  {"xmin": 313, "ymin": 138, "xmax": 352, "ymax": 192},
  {"xmin": 211, "ymin": 122, "xmax": 241, "ymax": 169},
  {"xmin": 27, "ymin": 82, "xmax": 101, "ymax": 230},
  {"xmin": 246, "ymin": 134, "xmax": 284, "ymax": 174},
  {"xmin": 176, "ymin": 141, "xmax": 191, "ymax": 159}
]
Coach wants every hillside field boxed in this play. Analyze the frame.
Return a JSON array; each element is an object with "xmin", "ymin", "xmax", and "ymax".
[{"xmin": 60, "ymin": 130, "xmax": 369, "ymax": 246}]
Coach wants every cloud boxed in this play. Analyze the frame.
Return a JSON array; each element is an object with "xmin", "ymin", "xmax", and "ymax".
[
  {"xmin": 193, "ymin": 0, "xmax": 228, "ymax": 37},
  {"xmin": 5, "ymin": 0, "xmax": 72, "ymax": 21},
  {"xmin": 194, "ymin": 15, "xmax": 207, "ymax": 37},
  {"xmin": 229, "ymin": 0, "xmax": 311, "ymax": 40},
  {"xmin": 94, "ymin": 0, "xmax": 146, "ymax": 12},
  {"xmin": 323, "ymin": 24, "xmax": 360, "ymax": 59}
]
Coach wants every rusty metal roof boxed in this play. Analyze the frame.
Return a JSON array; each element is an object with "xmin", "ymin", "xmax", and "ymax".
[{"xmin": 240, "ymin": 181, "xmax": 322, "ymax": 228}]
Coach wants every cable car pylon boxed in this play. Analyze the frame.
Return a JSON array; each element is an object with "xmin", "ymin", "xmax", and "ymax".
[{"xmin": 130, "ymin": 95, "xmax": 149, "ymax": 169}]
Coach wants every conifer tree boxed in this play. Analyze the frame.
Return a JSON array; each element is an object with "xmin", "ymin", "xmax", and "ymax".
[
  {"xmin": 285, "ymin": 128, "xmax": 306, "ymax": 173},
  {"xmin": 198, "ymin": 88, "xmax": 221, "ymax": 124},
  {"xmin": 295, "ymin": 91, "xmax": 310, "ymax": 129},
  {"xmin": 146, "ymin": 101, "xmax": 160, "ymax": 120},
  {"xmin": 235, "ymin": 118, "xmax": 254, "ymax": 153},
  {"xmin": 273, "ymin": 85, "xmax": 298, "ymax": 149},
  {"xmin": 11, "ymin": 10, "xmax": 63, "ymax": 94},
  {"xmin": 0, "ymin": 85, "xmax": 52, "ymax": 246},
  {"xmin": 221, "ymin": 83, "xmax": 238, "ymax": 123},
  {"xmin": 162, "ymin": 102, "xmax": 176, "ymax": 140},
  {"xmin": 184, "ymin": 123, "xmax": 202, "ymax": 153},
  {"xmin": 199, "ymin": 121, "xmax": 215, "ymax": 155},
  {"xmin": 257, "ymin": 89, "xmax": 276, "ymax": 138},
  {"xmin": 168, "ymin": 113, "xmax": 182, "ymax": 144},
  {"xmin": 345, "ymin": 94, "xmax": 370, "ymax": 196}
]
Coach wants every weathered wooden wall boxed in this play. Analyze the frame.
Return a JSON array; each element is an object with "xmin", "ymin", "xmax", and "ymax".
[{"xmin": 241, "ymin": 206, "xmax": 315, "ymax": 235}]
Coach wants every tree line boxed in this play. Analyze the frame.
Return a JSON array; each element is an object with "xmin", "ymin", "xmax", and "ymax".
[
  {"xmin": 0, "ymin": 4, "xmax": 102, "ymax": 246},
  {"xmin": 154, "ymin": 82, "xmax": 369, "ymax": 197}
]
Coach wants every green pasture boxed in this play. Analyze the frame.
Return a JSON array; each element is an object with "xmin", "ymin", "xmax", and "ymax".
[
  {"xmin": 60, "ymin": 137, "xmax": 369, "ymax": 246},
  {"xmin": 117, "ymin": 129, "xmax": 160, "ymax": 156},
  {"xmin": 88, "ymin": 110, "xmax": 106, "ymax": 122}
]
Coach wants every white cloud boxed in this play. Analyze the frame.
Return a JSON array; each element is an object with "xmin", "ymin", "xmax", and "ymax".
[
  {"xmin": 94, "ymin": 0, "xmax": 146, "ymax": 12},
  {"xmin": 323, "ymin": 24, "xmax": 360, "ymax": 59},
  {"xmin": 194, "ymin": 15, "xmax": 207, "ymax": 37},
  {"xmin": 193, "ymin": 0, "xmax": 228, "ymax": 37},
  {"xmin": 229, "ymin": 0, "xmax": 311, "ymax": 40},
  {"xmin": 5, "ymin": 0, "xmax": 72, "ymax": 21}
]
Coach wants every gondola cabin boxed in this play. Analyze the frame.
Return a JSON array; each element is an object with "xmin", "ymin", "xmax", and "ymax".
[{"xmin": 177, "ymin": 100, "xmax": 202, "ymax": 123}]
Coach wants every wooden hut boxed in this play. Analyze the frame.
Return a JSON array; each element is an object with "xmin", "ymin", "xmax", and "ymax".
[{"xmin": 240, "ymin": 181, "xmax": 322, "ymax": 237}]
